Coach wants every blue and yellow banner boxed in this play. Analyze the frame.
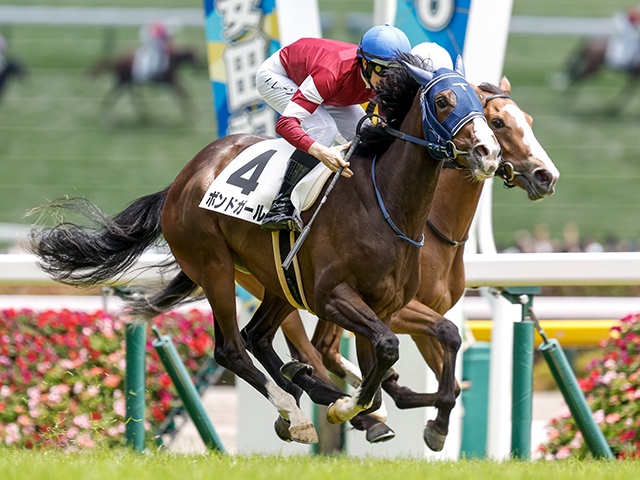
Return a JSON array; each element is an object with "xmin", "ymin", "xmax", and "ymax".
[
  {"xmin": 395, "ymin": 0, "xmax": 471, "ymax": 60},
  {"xmin": 203, "ymin": 0, "xmax": 280, "ymax": 137}
]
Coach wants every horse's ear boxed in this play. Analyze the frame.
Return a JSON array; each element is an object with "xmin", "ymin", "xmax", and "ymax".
[
  {"xmin": 403, "ymin": 61, "xmax": 434, "ymax": 85},
  {"xmin": 499, "ymin": 76, "xmax": 512, "ymax": 96},
  {"xmin": 454, "ymin": 55, "xmax": 466, "ymax": 77}
]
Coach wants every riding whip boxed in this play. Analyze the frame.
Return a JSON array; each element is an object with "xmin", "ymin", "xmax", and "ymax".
[{"xmin": 281, "ymin": 136, "xmax": 359, "ymax": 270}]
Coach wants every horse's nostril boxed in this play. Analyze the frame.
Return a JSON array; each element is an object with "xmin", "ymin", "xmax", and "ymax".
[
  {"xmin": 474, "ymin": 145, "xmax": 490, "ymax": 158},
  {"xmin": 534, "ymin": 169, "xmax": 552, "ymax": 186}
]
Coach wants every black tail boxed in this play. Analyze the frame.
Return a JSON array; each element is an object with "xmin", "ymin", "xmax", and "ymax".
[
  {"xmin": 125, "ymin": 270, "xmax": 202, "ymax": 318},
  {"xmin": 27, "ymin": 186, "xmax": 170, "ymax": 286}
]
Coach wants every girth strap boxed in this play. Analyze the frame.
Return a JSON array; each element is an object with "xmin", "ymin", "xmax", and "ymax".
[{"xmin": 271, "ymin": 231, "xmax": 315, "ymax": 314}]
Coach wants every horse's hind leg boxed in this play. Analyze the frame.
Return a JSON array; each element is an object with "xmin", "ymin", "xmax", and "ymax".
[{"xmin": 195, "ymin": 258, "xmax": 317, "ymax": 444}]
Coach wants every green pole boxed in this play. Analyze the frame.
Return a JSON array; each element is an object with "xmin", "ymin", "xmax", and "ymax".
[
  {"xmin": 539, "ymin": 339, "xmax": 614, "ymax": 459},
  {"xmin": 152, "ymin": 333, "xmax": 226, "ymax": 452},
  {"xmin": 511, "ymin": 319, "xmax": 534, "ymax": 459},
  {"xmin": 125, "ymin": 321, "xmax": 147, "ymax": 452}
]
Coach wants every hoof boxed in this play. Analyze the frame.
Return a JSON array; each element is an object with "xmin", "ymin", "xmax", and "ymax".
[
  {"xmin": 280, "ymin": 360, "xmax": 314, "ymax": 382},
  {"xmin": 289, "ymin": 422, "xmax": 318, "ymax": 444},
  {"xmin": 423, "ymin": 420, "xmax": 447, "ymax": 452},
  {"xmin": 274, "ymin": 416, "xmax": 292, "ymax": 442},
  {"xmin": 365, "ymin": 422, "xmax": 396, "ymax": 444}
]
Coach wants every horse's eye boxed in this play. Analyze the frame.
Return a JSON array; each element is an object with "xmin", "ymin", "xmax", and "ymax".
[
  {"xmin": 435, "ymin": 97, "xmax": 448, "ymax": 109},
  {"xmin": 491, "ymin": 118, "xmax": 505, "ymax": 129}
]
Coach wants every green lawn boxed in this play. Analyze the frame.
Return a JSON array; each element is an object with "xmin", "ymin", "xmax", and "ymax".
[
  {"xmin": 0, "ymin": 449, "xmax": 639, "ymax": 480},
  {"xmin": 1, "ymin": 1, "xmax": 639, "ymax": 248}
]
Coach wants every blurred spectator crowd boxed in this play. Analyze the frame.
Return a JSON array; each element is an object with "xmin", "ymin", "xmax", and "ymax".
[{"xmin": 500, "ymin": 223, "xmax": 637, "ymax": 254}]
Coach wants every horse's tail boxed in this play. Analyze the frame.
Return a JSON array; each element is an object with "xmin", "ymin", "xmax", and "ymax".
[
  {"xmin": 27, "ymin": 186, "xmax": 170, "ymax": 286},
  {"xmin": 125, "ymin": 270, "xmax": 203, "ymax": 318}
]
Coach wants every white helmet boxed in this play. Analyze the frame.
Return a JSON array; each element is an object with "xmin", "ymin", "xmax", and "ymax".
[{"xmin": 411, "ymin": 42, "xmax": 453, "ymax": 71}]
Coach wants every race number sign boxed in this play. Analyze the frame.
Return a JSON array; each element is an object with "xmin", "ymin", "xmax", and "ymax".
[
  {"xmin": 395, "ymin": 0, "xmax": 470, "ymax": 60},
  {"xmin": 199, "ymin": 139, "xmax": 294, "ymax": 224},
  {"xmin": 203, "ymin": 0, "xmax": 280, "ymax": 138}
]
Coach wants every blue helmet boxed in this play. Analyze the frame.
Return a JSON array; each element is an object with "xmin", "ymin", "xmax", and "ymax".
[{"xmin": 357, "ymin": 24, "xmax": 411, "ymax": 67}]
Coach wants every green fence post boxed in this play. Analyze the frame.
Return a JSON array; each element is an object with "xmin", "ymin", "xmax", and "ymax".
[
  {"xmin": 511, "ymin": 318, "xmax": 534, "ymax": 459},
  {"xmin": 501, "ymin": 287, "xmax": 540, "ymax": 460},
  {"xmin": 460, "ymin": 341, "xmax": 491, "ymax": 458},
  {"xmin": 125, "ymin": 320, "xmax": 147, "ymax": 452},
  {"xmin": 152, "ymin": 330, "xmax": 226, "ymax": 452},
  {"xmin": 539, "ymin": 339, "xmax": 614, "ymax": 459}
]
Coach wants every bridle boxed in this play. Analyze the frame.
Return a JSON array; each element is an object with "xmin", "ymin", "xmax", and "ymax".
[
  {"xmin": 482, "ymin": 92, "xmax": 526, "ymax": 189},
  {"xmin": 360, "ymin": 71, "xmax": 485, "ymax": 248}
]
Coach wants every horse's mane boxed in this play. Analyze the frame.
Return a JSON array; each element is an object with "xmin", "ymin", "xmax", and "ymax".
[{"xmin": 354, "ymin": 53, "xmax": 427, "ymax": 158}]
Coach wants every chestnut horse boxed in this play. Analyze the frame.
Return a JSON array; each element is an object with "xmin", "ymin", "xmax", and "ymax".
[
  {"xmin": 28, "ymin": 56, "xmax": 500, "ymax": 444},
  {"xmin": 236, "ymin": 76, "xmax": 560, "ymax": 450},
  {"xmin": 89, "ymin": 47, "xmax": 200, "ymax": 121}
]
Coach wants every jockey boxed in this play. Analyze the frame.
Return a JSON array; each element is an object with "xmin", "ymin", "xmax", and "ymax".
[
  {"xmin": 256, "ymin": 24, "xmax": 411, "ymax": 232},
  {"xmin": 605, "ymin": 6, "xmax": 640, "ymax": 71},
  {"xmin": 132, "ymin": 22, "xmax": 172, "ymax": 83}
]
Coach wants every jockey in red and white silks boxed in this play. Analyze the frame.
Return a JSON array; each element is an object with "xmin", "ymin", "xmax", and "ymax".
[{"xmin": 256, "ymin": 24, "xmax": 411, "ymax": 233}]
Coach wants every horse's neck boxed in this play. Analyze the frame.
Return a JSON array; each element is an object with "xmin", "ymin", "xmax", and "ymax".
[
  {"xmin": 376, "ymin": 95, "xmax": 442, "ymax": 240},
  {"xmin": 428, "ymin": 168, "xmax": 485, "ymax": 244}
]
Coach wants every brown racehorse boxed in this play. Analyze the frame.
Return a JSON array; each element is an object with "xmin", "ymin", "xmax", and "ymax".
[
  {"xmin": 235, "ymin": 77, "xmax": 560, "ymax": 450},
  {"xmin": 28, "ymin": 56, "xmax": 500, "ymax": 444},
  {"xmin": 89, "ymin": 47, "xmax": 200, "ymax": 121}
]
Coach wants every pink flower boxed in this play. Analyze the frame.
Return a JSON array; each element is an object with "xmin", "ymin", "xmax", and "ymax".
[
  {"xmin": 77, "ymin": 433, "xmax": 95, "ymax": 448},
  {"xmin": 593, "ymin": 409, "xmax": 605, "ymax": 424},
  {"xmin": 114, "ymin": 399, "xmax": 126, "ymax": 417},
  {"xmin": 545, "ymin": 453, "xmax": 555, "ymax": 461},
  {"xmin": 73, "ymin": 381, "xmax": 85, "ymax": 394},
  {"xmin": 0, "ymin": 385, "xmax": 10, "ymax": 398},
  {"xmin": 66, "ymin": 426, "xmax": 79, "ymax": 439},
  {"xmin": 548, "ymin": 428, "xmax": 560, "ymax": 439},
  {"xmin": 86, "ymin": 385, "xmax": 100, "ymax": 397},
  {"xmin": 556, "ymin": 447, "xmax": 571, "ymax": 459},
  {"xmin": 59, "ymin": 359, "xmax": 75, "ymax": 370},
  {"xmin": 606, "ymin": 413, "xmax": 621, "ymax": 424},
  {"xmin": 73, "ymin": 413, "xmax": 91, "ymax": 429}
]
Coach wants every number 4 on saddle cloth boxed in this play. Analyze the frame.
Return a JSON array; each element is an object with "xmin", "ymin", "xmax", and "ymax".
[{"xmin": 198, "ymin": 138, "xmax": 333, "ymax": 311}]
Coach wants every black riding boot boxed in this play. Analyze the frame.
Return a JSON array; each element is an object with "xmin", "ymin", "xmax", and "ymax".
[{"xmin": 261, "ymin": 149, "xmax": 319, "ymax": 232}]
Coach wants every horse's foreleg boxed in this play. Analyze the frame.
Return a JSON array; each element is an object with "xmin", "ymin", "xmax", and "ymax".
[
  {"xmin": 388, "ymin": 299, "xmax": 461, "ymax": 451},
  {"xmin": 197, "ymin": 257, "xmax": 317, "ymax": 444},
  {"xmin": 311, "ymin": 320, "xmax": 364, "ymax": 388},
  {"xmin": 322, "ymin": 284, "xmax": 399, "ymax": 425},
  {"xmin": 281, "ymin": 312, "xmax": 394, "ymax": 443}
]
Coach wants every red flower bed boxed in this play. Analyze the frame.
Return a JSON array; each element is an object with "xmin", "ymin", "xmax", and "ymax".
[
  {"xmin": 538, "ymin": 313, "xmax": 640, "ymax": 460},
  {"xmin": 0, "ymin": 308, "xmax": 215, "ymax": 450}
]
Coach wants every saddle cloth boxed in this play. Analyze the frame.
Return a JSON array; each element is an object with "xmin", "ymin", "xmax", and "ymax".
[{"xmin": 199, "ymin": 138, "xmax": 333, "ymax": 224}]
